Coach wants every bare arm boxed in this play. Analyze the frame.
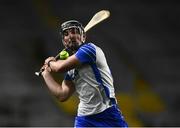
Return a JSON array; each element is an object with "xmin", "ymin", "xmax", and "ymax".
[
  {"xmin": 47, "ymin": 54, "xmax": 81, "ymax": 73},
  {"xmin": 42, "ymin": 66, "xmax": 75, "ymax": 102},
  {"xmin": 41, "ymin": 54, "xmax": 80, "ymax": 101}
]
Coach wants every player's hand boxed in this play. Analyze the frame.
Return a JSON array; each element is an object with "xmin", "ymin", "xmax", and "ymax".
[
  {"xmin": 41, "ymin": 64, "xmax": 52, "ymax": 76},
  {"xmin": 45, "ymin": 57, "xmax": 56, "ymax": 65}
]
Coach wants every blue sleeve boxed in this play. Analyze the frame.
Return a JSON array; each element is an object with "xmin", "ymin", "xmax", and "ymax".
[{"xmin": 75, "ymin": 43, "xmax": 96, "ymax": 64}]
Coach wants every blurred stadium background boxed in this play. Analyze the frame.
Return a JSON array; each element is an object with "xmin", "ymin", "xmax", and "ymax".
[{"xmin": 0, "ymin": 0, "xmax": 180, "ymax": 126}]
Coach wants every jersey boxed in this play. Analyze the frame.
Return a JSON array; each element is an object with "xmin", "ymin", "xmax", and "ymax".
[{"xmin": 64, "ymin": 42, "xmax": 117, "ymax": 116}]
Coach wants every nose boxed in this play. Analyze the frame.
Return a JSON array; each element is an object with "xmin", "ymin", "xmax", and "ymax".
[{"xmin": 65, "ymin": 32, "xmax": 75, "ymax": 43}]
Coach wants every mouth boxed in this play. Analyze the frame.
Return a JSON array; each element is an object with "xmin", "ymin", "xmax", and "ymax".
[
  {"xmin": 66, "ymin": 40, "xmax": 76, "ymax": 47},
  {"xmin": 70, "ymin": 40, "xmax": 76, "ymax": 43}
]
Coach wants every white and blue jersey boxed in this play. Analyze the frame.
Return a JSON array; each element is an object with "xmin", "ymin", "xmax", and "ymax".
[
  {"xmin": 65, "ymin": 42, "xmax": 117, "ymax": 116},
  {"xmin": 65, "ymin": 43, "xmax": 128, "ymax": 127}
]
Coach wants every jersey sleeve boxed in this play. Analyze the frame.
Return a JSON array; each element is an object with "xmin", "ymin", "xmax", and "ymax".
[{"xmin": 75, "ymin": 43, "xmax": 96, "ymax": 64}]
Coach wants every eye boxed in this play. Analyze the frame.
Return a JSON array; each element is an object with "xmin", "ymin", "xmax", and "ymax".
[{"xmin": 63, "ymin": 30, "xmax": 68, "ymax": 36}]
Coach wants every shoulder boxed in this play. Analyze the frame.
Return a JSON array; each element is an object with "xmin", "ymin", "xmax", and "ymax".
[
  {"xmin": 79, "ymin": 42, "xmax": 96, "ymax": 50},
  {"xmin": 77, "ymin": 43, "xmax": 96, "ymax": 55},
  {"xmin": 75, "ymin": 42, "xmax": 97, "ymax": 63}
]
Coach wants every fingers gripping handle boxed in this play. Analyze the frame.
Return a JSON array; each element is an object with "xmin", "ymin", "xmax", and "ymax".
[{"xmin": 35, "ymin": 53, "xmax": 60, "ymax": 76}]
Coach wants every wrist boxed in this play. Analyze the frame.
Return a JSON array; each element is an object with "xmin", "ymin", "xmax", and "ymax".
[{"xmin": 42, "ymin": 69, "xmax": 51, "ymax": 78}]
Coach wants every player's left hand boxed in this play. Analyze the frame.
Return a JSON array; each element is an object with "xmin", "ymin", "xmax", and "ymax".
[{"xmin": 44, "ymin": 57, "xmax": 56, "ymax": 65}]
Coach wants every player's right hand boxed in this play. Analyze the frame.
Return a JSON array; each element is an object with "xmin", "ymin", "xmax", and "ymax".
[{"xmin": 41, "ymin": 64, "xmax": 52, "ymax": 76}]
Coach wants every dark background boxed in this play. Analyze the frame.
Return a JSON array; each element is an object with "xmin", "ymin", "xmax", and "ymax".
[{"xmin": 0, "ymin": 0, "xmax": 180, "ymax": 126}]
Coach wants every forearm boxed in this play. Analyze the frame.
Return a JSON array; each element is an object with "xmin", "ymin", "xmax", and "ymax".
[
  {"xmin": 42, "ymin": 73, "xmax": 65, "ymax": 100},
  {"xmin": 49, "ymin": 55, "xmax": 80, "ymax": 73},
  {"xmin": 41, "ymin": 59, "xmax": 76, "ymax": 101}
]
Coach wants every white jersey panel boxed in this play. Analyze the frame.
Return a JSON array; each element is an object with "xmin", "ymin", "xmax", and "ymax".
[{"xmin": 65, "ymin": 43, "xmax": 116, "ymax": 116}]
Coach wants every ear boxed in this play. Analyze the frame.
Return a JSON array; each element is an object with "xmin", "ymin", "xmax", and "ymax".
[{"xmin": 82, "ymin": 33, "xmax": 86, "ymax": 42}]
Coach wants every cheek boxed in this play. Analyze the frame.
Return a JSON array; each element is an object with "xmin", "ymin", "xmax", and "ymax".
[
  {"xmin": 63, "ymin": 38, "xmax": 69, "ymax": 47},
  {"xmin": 76, "ymin": 35, "xmax": 82, "ymax": 41},
  {"xmin": 63, "ymin": 37, "xmax": 69, "ymax": 43}
]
